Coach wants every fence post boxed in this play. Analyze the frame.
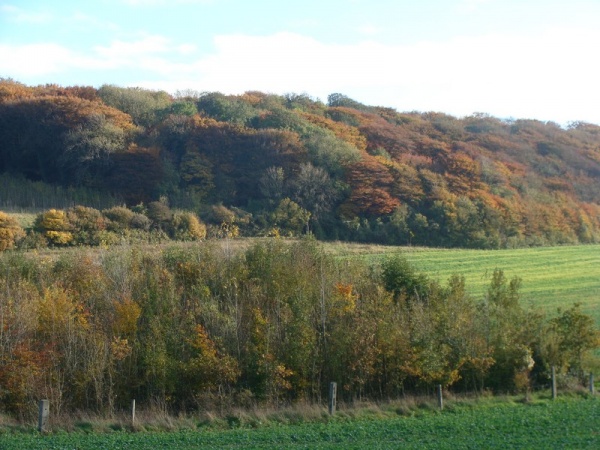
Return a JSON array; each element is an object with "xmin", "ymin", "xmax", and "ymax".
[
  {"xmin": 131, "ymin": 399, "xmax": 136, "ymax": 426},
  {"xmin": 328, "ymin": 382, "xmax": 337, "ymax": 415},
  {"xmin": 590, "ymin": 373, "xmax": 595, "ymax": 395},
  {"xmin": 436, "ymin": 384, "xmax": 443, "ymax": 410},
  {"xmin": 551, "ymin": 366, "xmax": 557, "ymax": 400},
  {"xmin": 38, "ymin": 399, "xmax": 49, "ymax": 433}
]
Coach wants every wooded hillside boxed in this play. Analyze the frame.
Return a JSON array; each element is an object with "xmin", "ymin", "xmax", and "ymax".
[{"xmin": 2, "ymin": 79, "xmax": 600, "ymax": 248}]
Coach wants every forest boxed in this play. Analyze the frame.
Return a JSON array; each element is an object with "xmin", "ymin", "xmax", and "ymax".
[{"xmin": 2, "ymin": 78, "xmax": 600, "ymax": 249}]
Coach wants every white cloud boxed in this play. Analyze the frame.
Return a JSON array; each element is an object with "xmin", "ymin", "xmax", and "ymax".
[
  {"xmin": 177, "ymin": 44, "xmax": 197, "ymax": 55},
  {"xmin": 67, "ymin": 12, "xmax": 120, "ymax": 32},
  {"xmin": 357, "ymin": 23, "xmax": 382, "ymax": 36},
  {"xmin": 1, "ymin": 4, "xmax": 53, "ymax": 23},
  {"xmin": 0, "ymin": 35, "xmax": 177, "ymax": 77},
  {"xmin": 94, "ymin": 35, "xmax": 171, "ymax": 60},
  {"xmin": 0, "ymin": 43, "xmax": 80, "ymax": 76}
]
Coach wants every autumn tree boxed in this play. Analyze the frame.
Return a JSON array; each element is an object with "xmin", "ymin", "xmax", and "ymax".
[
  {"xmin": 105, "ymin": 146, "xmax": 163, "ymax": 204},
  {"xmin": 196, "ymin": 92, "xmax": 256, "ymax": 125},
  {"xmin": 66, "ymin": 205, "xmax": 107, "ymax": 245},
  {"xmin": 270, "ymin": 198, "xmax": 310, "ymax": 236},
  {"xmin": 484, "ymin": 270, "xmax": 539, "ymax": 392},
  {"xmin": 291, "ymin": 163, "xmax": 339, "ymax": 223},
  {"xmin": 544, "ymin": 304, "xmax": 600, "ymax": 377},
  {"xmin": 61, "ymin": 114, "xmax": 127, "ymax": 185},
  {"xmin": 180, "ymin": 324, "xmax": 240, "ymax": 403},
  {"xmin": 259, "ymin": 166, "xmax": 286, "ymax": 204},
  {"xmin": 97, "ymin": 85, "xmax": 171, "ymax": 127},
  {"xmin": 341, "ymin": 157, "xmax": 400, "ymax": 217}
]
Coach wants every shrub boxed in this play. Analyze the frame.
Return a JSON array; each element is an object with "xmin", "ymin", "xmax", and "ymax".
[
  {"xmin": 34, "ymin": 209, "xmax": 73, "ymax": 246},
  {"xmin": 17, "ymin": 230, "xmax": 48, "ymax": 249},
  {"xmin": 270, "ymin": 198, "xmax": 310, "ymax": 236},
  {"xmin": 0, "ymin": 211, "xmax": 26, "ymax": 251},
  {"xmin": 103, "ymin": 206, "xmax": 151, "ymax": 232},
  {"xmin": 381, "ymin": 255, "xmax": 429, "ymax": 302},
  {"xmin": 147, "ymin": 199, "xmax": 172, "ymax": 229},
  {"xmin": 130, "ymin": 213, "xmax": 151, "ymax": 231},
  {"xmin": 103, "ymin": 206, "xmax": 135, "ymax": 231},
  {"xmin": 68, "ymin": 206, "xmax": 106, "ymax": 231},
  {"xmin": 67, "ymin": 206, "xmax": 107, "ymax": 245},
  {"xmin": 171, "ymin": 211, "xmax": 207, "ymax": 241}
]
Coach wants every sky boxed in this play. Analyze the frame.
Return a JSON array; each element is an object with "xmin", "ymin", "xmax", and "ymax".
[{"xmin": 2, "ymin": 0, "xmax": 600, "ymax": 125}]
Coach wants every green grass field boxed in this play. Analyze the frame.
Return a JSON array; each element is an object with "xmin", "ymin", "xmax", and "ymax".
[
  {"xmin": 1, "ymin": 396, "xmax": 597, "ymax": 449},
  {"xmin": 326, "ymin": 243, "xmax": 600, "ymax": 325}
]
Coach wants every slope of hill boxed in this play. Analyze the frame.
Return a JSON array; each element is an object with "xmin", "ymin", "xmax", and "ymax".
[{"xmin": 2, "ymin": 79, "xmax": 600, "ymax": 248}]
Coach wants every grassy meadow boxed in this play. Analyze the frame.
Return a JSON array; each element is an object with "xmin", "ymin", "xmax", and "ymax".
[{"xmin": 326, "ymin": 242, "xmax": 600, "ymax": 325}]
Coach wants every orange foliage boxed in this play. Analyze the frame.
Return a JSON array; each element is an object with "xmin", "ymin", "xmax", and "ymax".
[
  {"xmin": 338, "ymin": 107, "xmax": 415, "ymax": 157},
  {"xmin": 0, "ymin": 79, "xmax": 36, "ymax": 103},
  {"xmin": 341, "ymin": 156, "xmax": 400, "ymax": 216},
  {"xmin": 445, "ymin": 153, "xmax": 482, "ymax": 195},
  {"xmin": 300, "ymin": 111, "xmax": 367, "ymax": 151}
]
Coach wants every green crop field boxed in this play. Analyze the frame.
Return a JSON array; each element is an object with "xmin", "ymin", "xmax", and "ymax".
[
  {"xmin": 1, "ymin": 397, "xmax": 598, "ymax": 449},
  {"xmin": 326, "ymin": 243, "xmax": 600, "ymax": 325}
]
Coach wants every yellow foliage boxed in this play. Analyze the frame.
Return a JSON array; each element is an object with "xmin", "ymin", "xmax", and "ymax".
[
  {"xmin": 267, "ymin": 227, "xmax": 280, "ymax": 237},
  {"xmin": 333, "ymin": 283, "xmax": 357, "ymax": 314},
  {"xmin": 300, "ymin": 111, "xmax": 368, "ymax": 152},
  {"xmin": 44, "ymin": 230, "xmax": 73, "ymax": 245},
  {"xmin": 189, "ymin": 324, "xmax": 218, "ymax": 359},
  {"xmin": 0, "ymin": 211, "xmax": 26, "ymax": 251},
  {"xmin": 39, "ymin": 209, "xmax": 71, "ymax": 231},
  {"xmin": 172, "ymin": 211, "xmax": 207, "ymax": 240},
  {"xmin": 273, "ymin": 364, "xmax": 294, "ymax": 391},
  {"xmin": 113, "ymin": 297, "xmax": 142, "ymax": 336},
  {"xmin": 184, "ymin": 324, "xmax": 240, "ymax": 390},
  {"xmin": 219, "ymin": 222, "xmax": 239, "ymax": 239},
  {"xmin": 36, "ymin": 287, "xmax": 89, "ymax": 337},
  {"xmin": 110, "ymin": 337, "xmax": 132, "ymax": 361},
  {"xmin": 37, "ymin": 209, "xmax": 74, "ymax": 245}
]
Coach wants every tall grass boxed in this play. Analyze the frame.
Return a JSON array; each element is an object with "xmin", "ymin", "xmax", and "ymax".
[
  {"xmin": 0, "ymin": 173, "xmax": 122, "ymax": 211},
  {"xmin": 0, "ymin": 394, "xmax": 597, "ymax": 449}
]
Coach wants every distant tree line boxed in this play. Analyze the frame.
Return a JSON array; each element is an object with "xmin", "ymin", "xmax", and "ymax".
[{"xmin": 2, "ymin": 79, "xmax": 600, "ymax": 248}]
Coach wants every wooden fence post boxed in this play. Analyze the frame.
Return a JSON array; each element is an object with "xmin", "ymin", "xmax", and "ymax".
[
  {"xmin": 436, "ymin": 384, "xmax": 443, "ymax": 410},
  {"xmin": 551, "ymin": 366, "xmax": 557, "ymax": 400},
  {"xmin": 131, "ymin": 399, "xmax": 136, "ymax": 426},
  {"xmin": 38, "ymin": 399, "xmax": 49, "ymax": 432},
  {"xmin": 328, "ymin": 382, "xmax": 337, "ymax": 416},
  {"xmin": 590, "ymin": 373, "xmax": 595, "ymax": 395}
]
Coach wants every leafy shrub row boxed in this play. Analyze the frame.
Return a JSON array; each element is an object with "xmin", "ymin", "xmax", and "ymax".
[
  {"xmin": 0, "ymin": 240, "xmax": 597, "ymax": 418},
  {"xmin": 0, "ymin": 203, "xmax": 206, "ymax": 251}
]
